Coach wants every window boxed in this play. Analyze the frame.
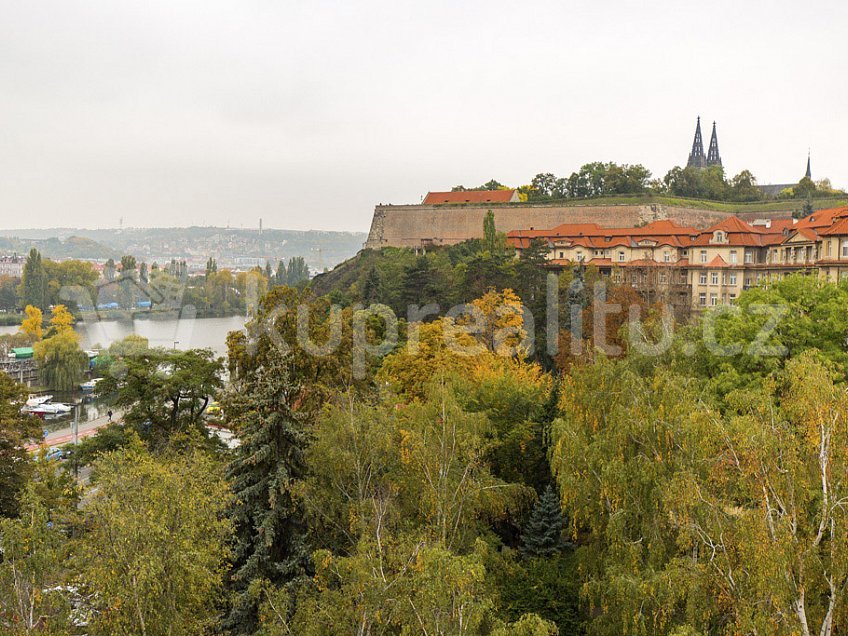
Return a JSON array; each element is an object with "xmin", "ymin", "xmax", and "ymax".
[
  {"xmin": 659, "ymin": 272, "xmax": 667, "ymax": 284},
  {"xmin": 710, "ymin": 293, "xmax": 718, "ymax": 306},
  {"xmin": 682, "ymin": 249, "xmax": 689, "ymax": 257},
  {"xmin": 700, "ymin": 250, "xmax": 707, "ymax": 263},
  {"xmin": 576, "ymin": 252, "xmax": 584, "ymax": 262},
  {"xmin": 842, "ymin": 241, "xmax": 848, "ymax": 258},
  {"xmin": 699, "ymin": 272, "xmax": 707, "ymax": 284},
  {"xmin": 663, "ymin": 251, "xmax": 671, "ymax": 262},
  {"xmin": 699, "ymin": 293, "xmax": 706, "ymax": 306},
  {"xmin": 729, "ymin": 293, "xmax": 737, "ymax": 304},
  {"xmin": 827, "ymin": 240, "xmax": 832, "ymax": 256},
  {"xmin": 711, "ymin": 272, "xmax": 719, "ymax": 285},
  {"xmin": 729, "ymin": 250, "xmax": 737, "ymax": 264},
  {"xmin": 729, "ymin": 272, "xmax": 737, "ymax": 285},
  {"xmin": 559, "ymin": 251, "xmax": 564, "ymax": 259},
  {"xmin": 618, "ymin": 251, "xmax": 625, "ymax": 262},
  {"xmin": 744, "ymin": 250, "xmax": 753, "ymax": 264}
]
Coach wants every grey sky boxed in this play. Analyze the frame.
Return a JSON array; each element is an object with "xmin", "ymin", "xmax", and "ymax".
[{"xmin": 1, "ymin": 0, "xmax": 845, "ymax": 233}]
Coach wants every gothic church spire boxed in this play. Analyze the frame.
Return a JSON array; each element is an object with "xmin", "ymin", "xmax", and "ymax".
[
  {"xmin": 687, "ymin": 117, "xmax": 706, "ymax": 169},
  {"xmin": 706, "ymin": 121, "xmax": 722, "ymax": 167}
]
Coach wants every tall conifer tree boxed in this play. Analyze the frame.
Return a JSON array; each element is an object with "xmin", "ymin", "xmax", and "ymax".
[{"xmin": 223, "ymin": 355, "xmax": 310, "ymax": 633}]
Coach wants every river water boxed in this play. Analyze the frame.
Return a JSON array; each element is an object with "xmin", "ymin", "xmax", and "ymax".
[
  {"xmin": 0, "ymin": 315, "xmax": 247, "ymax": 358},
  {"xmin": 2, "ymin": 315, "xmax": 248, "ymax": 431}
]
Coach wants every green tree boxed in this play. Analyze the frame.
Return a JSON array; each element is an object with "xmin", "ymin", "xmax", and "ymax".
[
  {"xmin": 118, "ymin": 254, "xmax": 138, "ymax": 310},
  {"xmin": 519, "ymin": 485, "xmax": 565, "ymax": 557},
  {"xmin": 361, "ymin": 265, "xmax": 383, "ymax": 305},
  {"xmin": 729, "ymin": 169, "xmax": 763, "ymax": 202},
  {"xmin": 97, "ymin": 347, "xmax": 223, "ymax": 447},
  {"xmin": 76, "ymin": 443, "xmax": 231, "ymax": 636},
  {"xmin": 484, "ymin": 209, "xmax": 498, "ymax": 252},
  {"xmin": 222, "ymin": 354, "xmax": 311, "ymax": 633},
  {"xmin": 19, "ymin": 248, "xmax": 47, "ymax": 311},
  {"xmin": 33, "ymin": 329, "xmax": 88, "ymax": 392},
  {"xmin": 103, "ymin": 257, "xmax": 116, "ymax": 282},
  {"xmin": 0, "ymin": 374, "xmax": 41, "ymax": 518},
  {"xmin": 530, "ymin": 173, "xmax": 557, "ymax": 199},
  {"xmin": 0, "ymin": 275, "xmax": 17, "ymax": 312},
  {"xmin": 480, "ymin": 179, "xmax": 507, "ymax": 190},
  {"xmin": 43, "ymin": 258, "xmax": 99, "ymax": 309},
  {"xmin": 285, "ymin": 256, "xmax": 310, "ymax": 286}
]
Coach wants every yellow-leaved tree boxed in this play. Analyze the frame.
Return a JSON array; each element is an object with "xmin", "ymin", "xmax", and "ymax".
[
  {"xmin": 468, "ymin": 288, "xmax": 528, "ymax": 357},
  {"xmin": 48, "ymin": 304, "xmax": 74, "ymax": 334},
  {"xmin": 19, "ymin": 304, "xmax": 42, "ymax": 341}
]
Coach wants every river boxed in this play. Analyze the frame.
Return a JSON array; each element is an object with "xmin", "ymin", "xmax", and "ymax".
[
  {"xmin": 0, "ymin": 315, "xmax": 247, "ymax": 358},
  {"xmin": 2, "ymin": 314, "xmax": 248, "ymax": 431}
]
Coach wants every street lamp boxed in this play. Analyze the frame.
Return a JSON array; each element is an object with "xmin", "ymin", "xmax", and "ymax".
[
  {"xmin": 173, "ymin": 340, "xmax": 180, "ymax": 350},
  {"xmin": 71, "ymin": 400, "xmax": 82, "ymax": 479}
]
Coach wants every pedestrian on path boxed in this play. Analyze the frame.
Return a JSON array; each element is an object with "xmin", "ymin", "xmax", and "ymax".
[{"xmin": 107, "ymin": 409, "xmax": 113, "ymax": 422}]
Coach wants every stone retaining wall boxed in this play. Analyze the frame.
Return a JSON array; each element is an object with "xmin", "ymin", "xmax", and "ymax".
[{"xmin": 365, "ymin": 203, "xmax": 793, "ymax": 249}]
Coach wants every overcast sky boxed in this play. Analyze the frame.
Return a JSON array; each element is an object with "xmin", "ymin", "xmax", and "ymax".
[{"xmin": 1, "ymin": 0, "xmax": 845, "ymax": 233}]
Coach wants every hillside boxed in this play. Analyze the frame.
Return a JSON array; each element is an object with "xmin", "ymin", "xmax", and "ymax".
[
  {"xmin": 0, "ymin": 235, "xmax": 118, "ymax": 260},
  {"xmin": 0, "ymin": 226, "xmax": 366, "ymax": 271}
]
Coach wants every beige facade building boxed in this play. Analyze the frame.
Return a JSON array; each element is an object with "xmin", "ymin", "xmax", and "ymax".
[
  {"xmin": 0, "ymin": 255, "xmax": 23, "ymax": 278},
  {"xmin": 507, "ymin": 206, "xmax": 848, "ymax": 313}
]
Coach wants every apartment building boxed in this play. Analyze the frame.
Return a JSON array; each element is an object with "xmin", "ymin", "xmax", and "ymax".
[
  {"xmin": 0, "ymin": 255, "xmax": 23, "ymax": 278},
  {"xmin": 507, "ymin": 207, "xmax": 848, "ymax": 312}
]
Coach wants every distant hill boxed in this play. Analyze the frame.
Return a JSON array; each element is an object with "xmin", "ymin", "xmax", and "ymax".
[
  {"xmin": 0, "ymin": 235, "xmax": 119, "ymax": 260},
  {"xmin": 0, "ymin": 227, "xmax": 367, "ymax": 272}
]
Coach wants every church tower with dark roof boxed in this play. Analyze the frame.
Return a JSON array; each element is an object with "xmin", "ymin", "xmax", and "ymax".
[
  {"xmin": 706, "ymin": 121, "xmax": 722, "ymax": 168},
  {"xmin": 686, "ymin": 117, "xmax": 706, "ymax": 169}
]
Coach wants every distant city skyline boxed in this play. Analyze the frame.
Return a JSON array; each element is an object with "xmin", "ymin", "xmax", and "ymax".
[{"xmin": 1, "ymin": 0, "xmax": 845, "ymax": 232}]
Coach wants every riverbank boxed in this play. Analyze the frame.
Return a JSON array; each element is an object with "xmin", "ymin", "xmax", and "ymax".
[{"xmin": 0, "ymin": 313, "xmax": 23, "ymax": 326}]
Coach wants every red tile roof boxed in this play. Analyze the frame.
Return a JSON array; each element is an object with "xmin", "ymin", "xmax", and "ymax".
[
  {"xmin": 423, "ymin": 190, "xmax": 517, "ymax": 204},
  {"xmin": 796, "ymin": 206, "xmax": 848, "ymax": 230},
  {"xmin": 705, "ymin": 216, "xmax": 757, "ymax": 234},
  {"xmin": 819, "ymin": 217, "xmax": 848, "ymax": 236}
]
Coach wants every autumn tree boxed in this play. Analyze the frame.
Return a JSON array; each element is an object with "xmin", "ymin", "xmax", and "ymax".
[
  {"xmin": 0, "ymin": 455, "xmax": 80, "ymax": 631},
  {"xmin": 76, "ymin": 443, "xmax": 232, "ymax": 636},
  {"xmin": 46, "ymin": 303, "xmax": 75, "ymax": 335},
  {"xmin": 468, "ymin": 288, "xmax": 528, "ymax": 356},
  {"xmin": 19, "ymin": 304, "xmax": 43, "ymax": 342}
]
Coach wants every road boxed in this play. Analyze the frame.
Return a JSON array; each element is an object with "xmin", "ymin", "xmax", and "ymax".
[{"xmin": 26, "ymin": 410, "xmax": 121, "ymax": 452}]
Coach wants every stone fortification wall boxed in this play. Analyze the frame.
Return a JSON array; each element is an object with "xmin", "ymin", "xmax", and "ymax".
[{"xmin": 365, "ymin": 203, "xmax": 754, "ymax": 249}]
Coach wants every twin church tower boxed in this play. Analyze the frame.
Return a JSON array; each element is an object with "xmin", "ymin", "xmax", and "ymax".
[
  {"xmin": 686, "ymin": 116, "xmax": 722, "ymax": 169},
  {"xmin": 685, "ymin": 116, "xmax": 813, "ymax": 181}
]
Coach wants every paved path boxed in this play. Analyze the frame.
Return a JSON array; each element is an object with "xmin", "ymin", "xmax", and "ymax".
[{"xmin": 26, "ymin": 411, "xmax": 121, "ymax": 451}]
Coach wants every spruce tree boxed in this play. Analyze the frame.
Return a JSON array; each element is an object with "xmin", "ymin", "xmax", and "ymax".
[
  {"xmin": 223, "ymin": 355, "xmax": 311, "ymax": 633},
  {"xmin": 519, "ymin": 485, "xmax": 565, "ymax": 558}
]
